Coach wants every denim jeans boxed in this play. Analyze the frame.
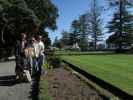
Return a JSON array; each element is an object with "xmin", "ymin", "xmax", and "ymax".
[
  {"xmin": 38, "ymin": 54, "xmax": 45, "ymax": 74},
  {"xmin": 32, "ymin": 57, "xmax": 39, "ymax": 75}
]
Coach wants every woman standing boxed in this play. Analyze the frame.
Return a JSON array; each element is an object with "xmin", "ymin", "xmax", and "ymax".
[{"xmin": 30, "ymin": 36, "xmax": 40, "ymax": 76}]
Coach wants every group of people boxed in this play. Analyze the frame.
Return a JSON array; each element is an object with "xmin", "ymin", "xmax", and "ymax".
[{"xmin": 15, "ymin": 32, "xmax": 45, "ymax": 82}]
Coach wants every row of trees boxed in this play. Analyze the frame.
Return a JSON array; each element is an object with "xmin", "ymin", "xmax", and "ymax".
[
  {"xmin": 0, "ymin": 0, "xmax": 58, "ymax": 57},
  {"xmin": 54, "ymin": 0, "xmax": 133, "ymax": 52},
  {"xmin": 54, "ymin": 0, "xmax": 103, "ymax": 51}
]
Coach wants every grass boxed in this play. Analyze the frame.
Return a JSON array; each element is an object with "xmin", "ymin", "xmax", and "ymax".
[
  {"xmin": 39, "ymin": 78, "xmax": 52, "ymax": 100},
  {"xmin": 61, "ymin": 54, "xmax": 133, "ymax": 96},
  {"xmin": 39, "ymin": 61, "xmax": 53, "ymax": 100},
  {"xmin": 55, "ymin": 50, "xmax": 113, "ymax": 55}
]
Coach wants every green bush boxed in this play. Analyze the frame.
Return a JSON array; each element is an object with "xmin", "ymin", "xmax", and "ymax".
[{"xmin": 45, "ymin": 48, "xmax": 61, "ymax": 68}]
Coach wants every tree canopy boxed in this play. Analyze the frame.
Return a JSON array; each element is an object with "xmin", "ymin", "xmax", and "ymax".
[{"xmin": 0, "ymin": 0, "xmax": 59, "ymax": 57}]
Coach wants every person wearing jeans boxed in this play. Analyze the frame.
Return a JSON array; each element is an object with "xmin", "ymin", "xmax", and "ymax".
[{"xmin": 37, "ymin": 35, "xmax": 45, "ymax": 75}]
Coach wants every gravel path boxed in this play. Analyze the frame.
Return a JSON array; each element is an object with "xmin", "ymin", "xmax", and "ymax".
[{"xmin": 0, "ymin": 61, "xmax": 32, "ymax": 100}]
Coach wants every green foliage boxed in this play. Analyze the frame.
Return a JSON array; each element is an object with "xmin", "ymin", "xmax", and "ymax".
[
  {"xmin": 61, "ymin": 30, "xmax": 72, "ymax": 46},
  {"xmin": 44, "ymin": 47, "xmax": 61, "ymax": 68},
  {"xmin": 45, "ymin": 37, "xmax": 52, "ymax": 47},
  {"xmin": 70, "ymin": 20, "xmax": 80, "ymax": 45},
  {"xmin": 60, "ymin": 15, "xmax": 90, "ymax": 51},
  {"xmin": 47, "ymin": 54, "xmax": 61, "ymax": 68},
  {"xmin": 53, "ymin": 36, "xmax": 61, "ymax": 48},
  {"xmin": 88, "ymin": 0, "xmax": 103, "ymax": 50},
  {"xmin": 78, "ymin": 37, "xmax": 89, "ymax": 51},
  {"xmin": 60, "ymin": 0, "xmax": 103, "ymax": 51},
  {"xmin": 43, "ymin": 61, "xmax": 49, "ymax": 69},
  {"xmin": 0, "ymin": 0, "xmax": 58, "ymax": 56},
  {"xmin": 78, "ymin": 14, "xmax": 90, "ymax": 51},
  {"xmin": 107, "ymin": 0, "xmax": 133, "ymax": 50},
  {"xmin": 25, "ymin": 0, "xmax": 59, "ymax": 30}
]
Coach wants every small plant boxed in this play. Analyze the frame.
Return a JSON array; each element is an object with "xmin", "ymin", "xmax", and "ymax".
[
  {"xmin": 43, "ymin": 61, "xmax": 49, "ymax": 69},
  {"xmin": 51, "ymin": 56, "xmax": 61, "ymax": 68},
  {"xmin": 45, "ymin": 48, "xmax": 61, "ymax": 68}
]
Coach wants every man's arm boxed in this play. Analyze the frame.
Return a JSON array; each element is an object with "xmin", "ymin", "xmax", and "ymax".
[{"xmin": 15, "ymin": 41, "xmax": 20, "ymax": 57}]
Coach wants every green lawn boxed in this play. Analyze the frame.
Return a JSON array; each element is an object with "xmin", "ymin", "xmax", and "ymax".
[
  {"xmin": 61, "ymin": 54, "xmax": 133, "ymax": 96},
  {"xmin": 55, "ymin": 50, "xmax": 113, "ymax": 55}
]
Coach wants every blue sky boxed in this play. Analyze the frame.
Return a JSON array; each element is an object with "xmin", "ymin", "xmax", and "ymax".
[
  {"xmin": 48, "ymin": 0, "xmax": 92, "ymax": 42},
  {"xmin": 47, "ymin": 0, "xmax": 132, "ymax": 43}
]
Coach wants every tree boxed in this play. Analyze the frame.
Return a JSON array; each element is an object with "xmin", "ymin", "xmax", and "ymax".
[
  {"xmin": 70, "ymin": 19, "xmax": 80, "ymax": 45},
  {"xmin": 25, "ymin": 0, "xmax": 59, "ymax": 30},
  {"xmin": 60, "ymin": 30, "xmax": 70, "ymax": 46},
  {"xmin": 78, "ymin": 14, "xmax": 90, "ymax": 51},
  {"xmin": 107, "ymin": 0, "xmax": 133, "ymax": 51},
  {"xmin": 53, "ymin": 36, "xmax": 60, "ymax": 48},
  {"xmin": 0, "ymin": 0, "xmax": 38, "ymax": 56},
  {"xmin": 45, "ymin": 37, "xmax": 51, "ymax": 48},
  {"xmin": 69, "ymin": 14, "xmax": 92, "ymax": 51},
  {"xmin": 88, "ymin": 0, "xmax": 103, "ymax": 50},
  {"xmin": 0, "ymin": 0, "xmax": 58, "ymax": 57}
]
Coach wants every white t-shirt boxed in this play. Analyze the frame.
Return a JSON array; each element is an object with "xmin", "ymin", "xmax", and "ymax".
[
  {"xmin": 38, "ymin": 41, "xmax": 44, "ymax": 55},
  {"xmin": 33, "ymin": 42, "xmax": 40, "ymax": 58}
]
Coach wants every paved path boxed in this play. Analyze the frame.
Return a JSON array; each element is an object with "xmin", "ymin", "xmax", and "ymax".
[{"xmin": 0, "ymin": 61, "xmax": 32, "ymax": 100}]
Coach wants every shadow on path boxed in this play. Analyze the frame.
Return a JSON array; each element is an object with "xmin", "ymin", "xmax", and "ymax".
[
  {"xmin": 0, "ymin": 58, "xmax": 15, "ymax": 63},
  {"xmin": 29, "ymin": 74, "xmax": 41, "ymax": 100},
  {"xmin": 0, "ymin": 75, "xmax": 17, "ymax": 86}
]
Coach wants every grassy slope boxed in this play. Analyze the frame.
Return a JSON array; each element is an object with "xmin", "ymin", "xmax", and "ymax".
[{"xmin": 62, "ymin": 54, "xmax": 133, "ymax": 95}]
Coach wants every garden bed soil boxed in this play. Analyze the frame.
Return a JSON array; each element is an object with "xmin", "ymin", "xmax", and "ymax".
[{"xmin": 44, "ymin": 67, "xmax": 107, "ymax": 100}]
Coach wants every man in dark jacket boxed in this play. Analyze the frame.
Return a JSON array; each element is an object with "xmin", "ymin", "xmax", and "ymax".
[{"xmin": 15, "ymin": 33, "xmax": 28, "ymax": 80}]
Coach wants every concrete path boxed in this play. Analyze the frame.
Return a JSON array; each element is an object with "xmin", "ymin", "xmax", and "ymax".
[{"xmin": 0, "ymin": 61, "xmax": 32, "ymax": 100}]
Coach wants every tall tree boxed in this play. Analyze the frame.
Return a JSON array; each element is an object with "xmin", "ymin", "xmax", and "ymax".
[
  {"xmin": 69, "ymin": 20, "xmax": 80, "ymax": 45},
  {"xmin": 0, "ymin": 0, "xmax": 38, "ymax": 57},
  {"xmin": 107, "ymin": 0, "xmax": 133, "ymax": 50},
  {"xmin": 60, "ymin": 30, "xmax": 70, "ymax": 46},
  {"xmin": 0, "ymin": 0, "xmax": 58, "ymax": 56},
  {"xmin": 53, "ymin": 36, "xmax": 60, "ymax": 48},
  {"xmin": 25, "ymin": 0, "xmax": 59, "ymax": 30},
  {"xmin": 78, "ymin": 14, "xmax": 90, "ymax": 51},
  {"xmin": 88, "ymin": 0, "xmax": 103, "ymax": 50}
]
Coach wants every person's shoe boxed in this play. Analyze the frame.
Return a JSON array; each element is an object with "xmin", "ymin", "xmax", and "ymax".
[{"xmin": 16, "ymin": 75, "xmax": 19, "ymax": 80}]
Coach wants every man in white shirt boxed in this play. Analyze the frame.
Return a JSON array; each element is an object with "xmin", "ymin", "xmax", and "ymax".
[
  {"xmin": 38, "ymin": 35, "xmax": 44, "ymax": 56},
  {"xmin": 37, "ymin": 35, "xmax": 45, "ymax": 74}
]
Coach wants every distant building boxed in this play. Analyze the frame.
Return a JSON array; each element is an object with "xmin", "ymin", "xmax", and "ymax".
[
  {"xmin": 62, "ymin": 42, "xmax": 81, "ymax": 51},
  {"xmin": 72, "ymin": 42, "xmax": 80, "ymax": 50}
]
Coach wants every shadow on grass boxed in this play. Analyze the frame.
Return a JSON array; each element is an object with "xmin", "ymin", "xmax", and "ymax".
[
  {"xmin": 29, "ymin": 74, "xmax": 41, "ymax": 100},
  {"xmin": 0, "ymin": 75, "xmax": 17, "ymax": 86},
  {"xmin": 29, "ymin": 72, "xmax": 52, "ymax": 100}
]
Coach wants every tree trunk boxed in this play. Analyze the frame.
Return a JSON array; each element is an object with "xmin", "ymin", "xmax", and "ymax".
[
  {"xmin": 94, "ymin": 32, "xmax": 97, "ymax": 50},
  {"xmin": 119, "ymin": 0, "xmax": 123, "ymax": 50},
  {"xmin": 1, "ymin": 24, "xmax": 6, "ymax": 44}
]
